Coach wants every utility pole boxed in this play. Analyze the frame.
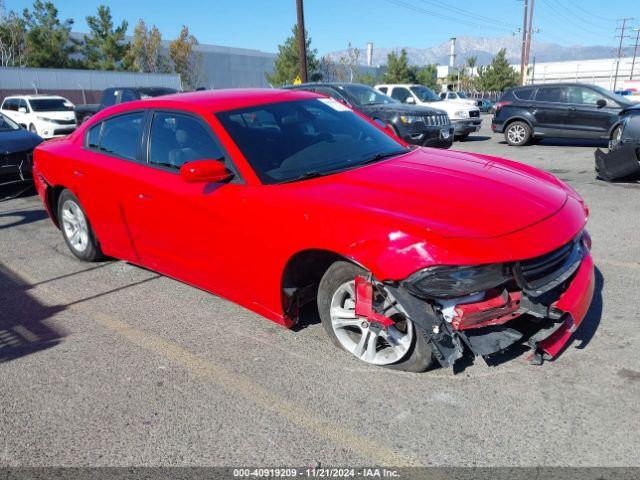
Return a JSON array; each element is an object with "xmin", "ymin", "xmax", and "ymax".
[
  {"xmin": 296, "ymin": 0, "xmax": 308, "ymax": 83},
  {"xmin": 519, "ymin": 0, "xmax": 529, "ymax": 85},
  {"xmin": 630, "ymin": 28, "xmax": 640, "ymax": 80},
  {"xmin": 614, "ymin": 18, "xmax": 633, "ymax": 91},
  {"xmin": 524, "ymin": 0, "xmax": 535, "ymax": 84}
]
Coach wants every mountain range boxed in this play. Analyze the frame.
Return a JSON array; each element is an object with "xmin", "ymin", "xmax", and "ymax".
[{"xmin": 326, "ymin": 36, "xmax": 615, "ymax": 66}]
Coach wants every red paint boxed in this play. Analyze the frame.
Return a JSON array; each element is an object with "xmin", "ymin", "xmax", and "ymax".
[
  {"xmin": 451, "ymin": 290, "xmax": 522, "ymax": 331},
  {"xmin": 179, "ymin": 159, "xmax": 231, "ymax": 183},
  {"xmin": 538, "ymin": 251, "xmax": 595, "ymax": 358},
  {"xmin": 32, "ymin": 89, "xmax": 591, "ymax": 328},
  {"xmin": 354, "ymin": 276, "xmax": 395, "ymax": 328}
]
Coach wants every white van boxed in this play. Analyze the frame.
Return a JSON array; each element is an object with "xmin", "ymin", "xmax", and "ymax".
[{"xmin": 0, "ymin": 95, "xmax": 77, "ymax": 139}]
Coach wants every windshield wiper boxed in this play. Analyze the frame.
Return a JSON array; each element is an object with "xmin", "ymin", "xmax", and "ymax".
[
  {"xmin": 280, "ymin": 170, "xmax": 328, "ymax": 183},
  {"xmin": 360, "ymin": 149, "xmax": 409, "ymax": 166}
]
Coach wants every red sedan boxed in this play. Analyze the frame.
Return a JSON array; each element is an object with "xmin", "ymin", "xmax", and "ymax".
[{"xmin": 33, "ymin": 89, "xmax": 595, "ymax": 371}]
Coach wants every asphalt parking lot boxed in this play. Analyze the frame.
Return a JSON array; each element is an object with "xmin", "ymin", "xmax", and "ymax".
[{"xmin": 1, "ymin": 115, "xmax": 639, "ymax": 468}]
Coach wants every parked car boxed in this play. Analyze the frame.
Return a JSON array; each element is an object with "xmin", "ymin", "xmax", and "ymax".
[
  {"xmin": 0, "ymin": 95, "xmax": 76, "ymax": 139},
  {"xmin": 0, "ymin": 112, "xmax": 43, "ymax": 188},
  {"xmin": 74, "ymin": 86, "xmax": 179, "ymax": 124},
  {"xmin": 33, "ymin": 89, "xmax": 594, "ymax": 371},
  {"xmin": 595, "ymin": 103, "xmax": 640, "ymax": 181},
  {"xmin": 613, "ymin": 89, "xmax": 640, "ymax": 103},
  {"xmin": 283, "ymin": 83, "xmax": 453, "ymax": 148},
  {"xmin": 492, "ymin": 83, "xmax": 634, "ymax": 146},
  {"xmin": 374, "ymin": 84, "xmax": 481, "ymax": 140},
  {"xmin": 477, "ymin": 98, "xmax": 495, "ymax": 113},
  {"xmin": 438, "ymin": 90, "xmax": 477, "ymax": 107}
]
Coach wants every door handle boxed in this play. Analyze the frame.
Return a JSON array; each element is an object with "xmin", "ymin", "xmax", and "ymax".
[
  {"xmin": 568, "ymin": 107, "xmax": 576, "ymax": 111},
  {"xmin": 137, "ymin": 193, "xmax": 152, "ymax": 200}
]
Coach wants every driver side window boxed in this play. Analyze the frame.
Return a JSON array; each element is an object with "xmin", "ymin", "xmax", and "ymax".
[
  {"xmin": 391, "ymin": 87, "xmax": 411, "ymax": 103},
  {"xmin": 148, "ymin": 112, "xmax": 224, "ymax": 170}
]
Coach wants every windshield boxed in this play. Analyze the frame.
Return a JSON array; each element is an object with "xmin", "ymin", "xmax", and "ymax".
[
  {"xmin": 593, "ymin": 85, "xmax": 633, "ymax": 106},
  {"xmin": 0, "ymin": 113, "xmax": 20, "ymax": 131},
  {"xmin": 337, "ymin": 84, "xmax": 398, "ymax": 106},
  {"xmin": 29, "ymin": 99, "xmax": 73, "ymax": 112},
  {"xmin": 216, "ymin": 99, "xmax": 408, "ymax": 184},
  {"xmin": 410, "ymin": 86, "xmax": 441, "ymax": 102},
  {"xmin": 138, "ymin": 88, "xmax": 178, "ymax": 99}
]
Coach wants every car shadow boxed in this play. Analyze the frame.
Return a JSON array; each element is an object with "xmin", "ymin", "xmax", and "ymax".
[
  {"xmin": 457, "ymin": 135, "xmax": 492, "ymax": 142},
  {"xmin": 0, "ymin": 263, "xmax": 67, "ymax": 363},
  {"xmin": 497, "ymin": 138, "xmax": 609, "ymax": 148},
  {"xmin": 0, "ymin": 207, "xmax": 49, "ymax": 229}
]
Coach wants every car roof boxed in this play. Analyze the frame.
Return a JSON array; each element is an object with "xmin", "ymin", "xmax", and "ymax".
[
  {"xmin": 94, "ymin": 88, "xmax": 321, "ymax": 115},
  {"xmin": 514, "ymin": 82, "xmax": 600, "ymax": 89},
  {"xmin": 5, "ymin": 94, "xmax": 69, "ymax": 100}
]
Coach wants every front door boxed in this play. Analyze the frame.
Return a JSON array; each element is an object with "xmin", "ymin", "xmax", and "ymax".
[
  {"xmin": 122, "ymin": 110, "xmax": 243, "ymax": 292},
  {"xmin": 565, "ymin": 85, "xmax": 618, "ymax": 138}
]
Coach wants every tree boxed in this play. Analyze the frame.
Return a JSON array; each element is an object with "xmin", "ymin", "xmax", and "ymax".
[
  {"xmin": 22, "ymin": 0, "xmax": 76, "ymax": 68},
  {"xmin": 466, "ymin": 55, "xmax": 477, "ymax": 69},
  {"xmin": 169, "ymin": 25, "xmax": 204, "ymax": 90},
  {"xmin": 415, "ymin": 64, "xmax": 438, "ymax": 90},
  {"xmin": 476, "ymin": 48, "xmax": 518, "ymax": 92},
  {"xmin": 0, "ymin": 3, "xmax": 28, "ymax": 67},
  {"xmin": 265, "ymin": 25, "xmax": 320, "ymax": 86},
  {"xmin": 382, "ymin": 49, "xmax": 416, "ymax": 84},
  {"xmin": 355, "ymin": 71, "xmax": 378, "ymax": 86},
  {"xmin": 124, "ymin": 19, "xmax": 168, "ymax": 73},
  {"xmin": 82, "ymin": 5, "xmax": 128, "ymax": 70}
]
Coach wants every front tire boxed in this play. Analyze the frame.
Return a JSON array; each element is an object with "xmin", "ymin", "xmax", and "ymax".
[
  {"xmin": 610, "ymin": 125, "xmax": 623, "ymax": 149},
  {"xmin": 317, "ymin": 261, "xmax": 435, "ymax": 372},
  {"xmin": 29, "ymin": 123, "xmax": 38, "ymax": 135},
  {"xmin": 57, "ymin": 189, "xmax": 103, "ymax": 261},
  {"xmin": 504, "ymin": 121, "xmax": 531, "ymax": 146}
]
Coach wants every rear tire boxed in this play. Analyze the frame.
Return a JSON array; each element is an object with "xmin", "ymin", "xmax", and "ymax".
[
  {"xmin": 504, "ymin": 121, "xmax": 531, "ymax": 146},
  {"xmin": 57, "ymin": 189, "xmax": 103, "ymax": 262},
  {"xmin": 317, "ymin": 261, "xmax": 435, "ymax": 372}
]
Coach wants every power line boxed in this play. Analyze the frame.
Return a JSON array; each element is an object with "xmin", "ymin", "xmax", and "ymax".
[
  {"xmin": 554, "ymin": 0, "xmax": 617, "ymax": 31},
  {"xmin": 415, "ymin": 0, "xmax": 517, "ymax": 29},
  {"xmin": 614, "ymin": 17, "xmax": 634, "ymax": 90},
  {"xmin": 383, "ymin": 0, "xmax": 516, "ymax": 33},
  {"xmin": 562, "ymin": 0, "xmax": 618, "ymax": 23},
  {"xmin": 540, "ymin": 0, "xmax": 611, "ymax": 37}
]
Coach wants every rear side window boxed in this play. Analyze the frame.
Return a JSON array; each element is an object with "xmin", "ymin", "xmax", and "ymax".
[
  {"xmin": 378, "ymin": 87, "xmax": 388, "ymax": 94},
  {"xmin": 120, "ymin": 89, "xmax": 137, "ymax": 103},
  {"xmin": 148, "ymin": 112, "xmax": 224, "ymax": 170},
  {"xmin": 90, "ymin": 112, "xmax": 144, "ymax": 160},
  {"xmin": 535, "ymin": 87, "xmax": 566, "ymax": 103},
  {"xmin": 391, "ymin": 87, "xmax": 411, "ymax": 103},
  {"xmin": 87, "ymin": 123, "xmax": 101, "ymax": 149},
  {"xmin": 514, "ymin": 87, "xmax": 535, "ymax": 100},
  {"xmin": 102, "ymin": 90, "xmax": 118, "ymax": 107}
]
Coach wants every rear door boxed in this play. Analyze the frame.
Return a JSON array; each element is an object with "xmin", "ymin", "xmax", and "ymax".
[
  {"xmin": 565, "ymin": 85, "xmax": 619, "ymax": 138},
  {"xmin": 74, "ymin": 111, "xmax": 148, "ymax": 261},
  {"xmin": 532, "ymin": 86, "xmax": 569, "ymax": 134}
]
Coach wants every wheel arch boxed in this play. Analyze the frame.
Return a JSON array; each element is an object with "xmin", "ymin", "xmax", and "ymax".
[
  {"xmin": 608, "ymin": 121, "xmax": 622, "ymax": 138},
  {"xmin": 45, "ymin": 184, "xmax": 68, "ymax": 229},
  {"xmin": 280, "ymin": 249, "xmax": 363, "ymax": 322},
  {"xmin": 503, "ymin": 116, "xmax": 534, "ymax": 131}
]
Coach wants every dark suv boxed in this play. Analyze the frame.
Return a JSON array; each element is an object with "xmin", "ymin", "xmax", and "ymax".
[
  {"xmin": 283, "ymin": 83, "xmax": 453, "ymax": 148},
  {"xmin": 492, "ymin": 83, "xmax": 633, "ymax": 146}
]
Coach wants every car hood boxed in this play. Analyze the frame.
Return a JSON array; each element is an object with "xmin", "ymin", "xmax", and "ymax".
[
  {"xmin": 360, "ymin": 102, "xmax": 444, "ymax": 117},
  {"xmin": 292, "ymin": 148, "xmax": 568, "ymax": 239},
  {"xmin": 0, "ymin": 129, "xmax": 43, "ymax": 153}
]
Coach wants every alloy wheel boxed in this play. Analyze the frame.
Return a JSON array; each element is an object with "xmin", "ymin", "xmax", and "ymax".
[
  {"xmin": 507, "ymin": 124, "xmax": 526, "ymax": 144},
  {"xmin": 61, "ymin": 199, "xmax": 89, "ymax": 253},
  {"xmin": 329, "ymin": 280, "xmax": 413, "ymax": 365}
]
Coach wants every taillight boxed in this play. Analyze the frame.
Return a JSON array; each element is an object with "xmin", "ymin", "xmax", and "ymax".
[{"xmin": 494, "ymin": 101, "xmax": 512, "ymax": 111}]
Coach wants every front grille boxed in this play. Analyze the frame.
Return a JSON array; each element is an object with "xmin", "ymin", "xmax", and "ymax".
[
  {"xmin": 515, "ymin": 236, "xmax": 583, "ymax": 295},
  {"xmin": 53, "ymin": 127, "xmax": 75, "ymax": 135},
  {"xmin": 0, "ymin": 150, "xmax": 32, "ymax": 184},
  {"xmin": 52, "ymin": 119, "xmax": 76, "ymax": 125},
  {"xmin": 469, "ymin": 110, "xmax": 480, "ymax": 118},
  {"xmin": 423, "ymin": 114, "xmax": 449, "ymax": 126}
]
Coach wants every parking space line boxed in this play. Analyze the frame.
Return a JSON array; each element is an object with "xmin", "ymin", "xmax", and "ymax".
[{"xmin": 3, "ymin": 261, "xmax": 421, "ymax": 467}]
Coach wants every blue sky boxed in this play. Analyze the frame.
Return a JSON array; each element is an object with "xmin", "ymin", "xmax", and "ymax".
[{"xmin": 8, "ymin": 0, "xmax": 636, "ymax": 54}]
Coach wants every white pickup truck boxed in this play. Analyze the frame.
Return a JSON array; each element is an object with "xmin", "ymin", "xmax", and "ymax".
[{"xmin": 375, "ymin": 84, "xmax": 481, "ymax": 140}]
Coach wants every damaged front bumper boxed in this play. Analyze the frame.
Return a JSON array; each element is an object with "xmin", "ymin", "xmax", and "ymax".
[{"xmin": 377, "ymin": 233, "xmax": 595, "ymax": 368}]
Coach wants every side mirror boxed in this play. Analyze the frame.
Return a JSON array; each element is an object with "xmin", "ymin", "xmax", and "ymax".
[
  {"xmin": 18, "ymin": 107, "xmax": 27, "ymax": 113},
  {"xmin": 180, "ymin": 159, "xmax": 233, "ymax": 183},
  {"xmin": 404, "ymin": 96, "xmax": 416, "ymax": 104},
  {"xmin": 596, "ymin": 99, "xmax": 607, "ymax": 109}
]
